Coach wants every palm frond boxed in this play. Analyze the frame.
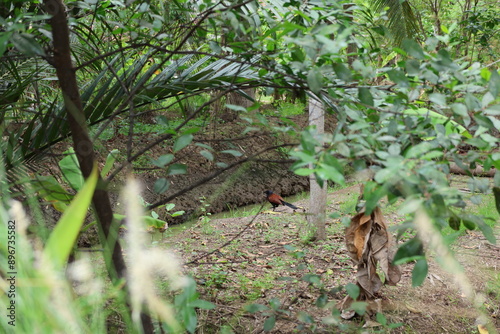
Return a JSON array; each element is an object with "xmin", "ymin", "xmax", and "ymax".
[{"xmin": 370, "ymin": 0, "xmax": 421, "ymax": 45}]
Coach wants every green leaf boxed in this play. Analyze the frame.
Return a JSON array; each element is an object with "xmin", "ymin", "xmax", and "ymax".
[
  {"xmin": 11, "ymin": 32, "xmax": 45, "ymax": 56},
  {"xmin": 402, "ymin": 38, "xmax": 425, "ymax": 59},
  {"xmin": 244, "ymin": 303, "xmax": 268, "ymax": 314},
  {"xmin": 167, "ymin": 163, "xmax": 187, "ymax": 175},
  {"xmin": 263, "ymin": 315, "xmax": 276, "ymax": 331},
  {"xmin": 188, "ymin": 299, "xmax": 215, "ymax": 310},
  {"xmin": 173, "ymin": 134, "xmax": 193, "ymax": 153},
  {"xmin": 376, "ymin": 312, "xmax": 387, "ymax": 326},
  {"xmin": 152, "ymin": 154, "xmax": 174, "ymax": 168},
  {"xmin": 153, "ymin": 178, "xmax": 170, "ymax": 194},
  {"xmin": 220, "ymin": 149, "xmax": 242, "ymax": 157},
  {"xmin": 59, "ymin": 148, "xmax": 85, "ymax": 191},
  {"xmin": 269, "ymin": 297, "xmax": 281, "ymax": 310},
  {"xmin": 475, "ymin": 217, "xmax": 496, "ymax": 244},
  {"xmin": 184, "ymin": 307, "xmax": 197, "ymax": 334},
  {"xmin": 429, "ymin": 93, "xmax": 447, "ymax": 106},
  {"xmin": 333, "ymin": 63, "xmax": 352, "ymax": 82},
  {"xmin": 350, "ymin": 301, "xmax": 367, "ymax": 315},
  {"xmin": 0, "ymin": 32, "xmax": 13, "ymax": 57},
  {"xmin": 317, "ymin": 163, "xmax": 345, "ymax": 186},
  {"xmin": 297, "ymin": 311, "xmax": 314, "ymax": 324},
  {"xmin": 225, "ymin": 104, "xmax": 247, "ymax": 112},
  {"xmin": 43, "ymin": 166, "xmax": 98, "ymax": 269},
  {"xmin": 387, "ymin": 69, "xmax": 409, "ymax": 87},
  {"xmin": 358, "ymin": 87, "xmax": 374, "ymax": 107},
  {"xmin": 405, "ymin": 142, "xmax": 433, "ymax": 159},
  {"xmin": 101, "ymin": 149, "xmax": 119, "ymax": 177},
  {"xmin": 489, "ymin": 69, "xmax": 500, "ymax": 97},
  {"xmin": 200, "ymin": 150, "xmax": 213, "ymax": 161},
  {"xmin": 345, "ymin": 282, "xmax": 360, "ymax": 299},
  {"xmin": 412, "ymin": 258, "xmax": 428, "ymax": 287},
  {"xmin": 394, "ymin": 237, "xmax": 424, "ymax": 264},
  {"xmin": 307, "ymin": 67, "xmax": 323, "ymax": 93}
]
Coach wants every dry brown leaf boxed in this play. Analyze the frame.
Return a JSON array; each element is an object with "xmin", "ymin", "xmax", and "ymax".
[{"xmin": 342, "ymin": 206, "xmax": 401, "ymax": 311}]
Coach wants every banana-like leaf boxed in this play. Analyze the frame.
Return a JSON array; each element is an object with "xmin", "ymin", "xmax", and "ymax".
[{"xmin": 43, "ymin": 165, "xmax": 98, "ymax": 269}]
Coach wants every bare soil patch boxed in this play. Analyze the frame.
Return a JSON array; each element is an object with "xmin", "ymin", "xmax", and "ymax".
[{"xmin": 161, "ymin": 186, "xmax": 500, "ymax": 333}]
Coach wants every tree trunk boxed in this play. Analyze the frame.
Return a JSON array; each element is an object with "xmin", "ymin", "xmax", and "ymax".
[
  {"xmin": 222, "ymin": 88, "xmax": 255, "ymax": 122},
  {"xmin": 45, "ymin": 1, "xmax": 154, "ymax": 332},
  {"xmin": 308, "ymin": 95, "xmax": 327, "ymax": 241}
]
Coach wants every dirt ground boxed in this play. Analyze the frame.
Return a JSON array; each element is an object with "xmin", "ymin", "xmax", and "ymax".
[{"xmin": 161, "ymin": 185, "xmax": 500, "ymax": 333}]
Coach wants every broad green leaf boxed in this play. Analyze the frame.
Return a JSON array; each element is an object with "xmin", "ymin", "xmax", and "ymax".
[
  {"xmin": 297, "ymin": 311, "xmax": 314, "ymax": 324},
  {"xmin": 376, "ymin": 312, "xmax": 388, "ymax": 326},
  {"xmin": 333, "ymin": 63, "xmax": 352, "ymax": 82},
  {"xmin": 345, "ymin": 282, "xmax": 359, "ymax": 299},
  {"xmin": 394, "ymin": 237, "xmax": 424, "ymax": 264},
  {"xmin": 412, "ymin": 258, "xmax": 428, "ymax": 287},
  {"xmin": 173, "ymin": 134, "xmax": 193, "ymax": 153},
  {"xmin": 387, "ymin": 69, "xmax": 409, "ymax": 87},
  {"xmin": 59, "ymin": 148, "xmax": 85, "ymax": 191},
  {"xmin": 358, "ymin": 87, "xmax": 374, "ymax": 106},
  {"xmin": 0, "ymin": 32, "xmax": 13, "ymax": 57},
  {"xmin": 171, "ymin": 210, "xmax": 185, "ymax": 217},
  {"xmin": 405, "ymin": 142, "xmax": 433, "ymax": 159},
  {"xmin": 429, "ymin": 93, "xmax": 446, "ymax": 106},
  {"xmin": 317, "ymin": 163, "xmax": 345, "ymax": 185},
  {"xmin": 493, "ymin": 187, "xmax": 500, "ymax": 215},
  {"xmin": 220, "ymin": 149, "xmax": 242, "ymax": 157},
  {"xmin": 489, "ymin": 69, "xmax": 500, "ymax": 97},
  {"xmin": 43, "ymin": 166, "xmax": 98, "ymax": 269},
  {"xmin": 11, "ymin": 32, "xmax": 45, "ymax": 56},
  {"xmin": 307, "ymin": 67, "xmax": 323, "ymax": 93},
  {"xmin": 269, "ymin": 297, "xmax": 281, "ymax": 310},
  {"xmin": 263, "ymin": 315, "xmax": 276, "ymax": 331},
  {"xmin": 168, "ymin": 163, "xmax": 187, "ymax": 175},
  {"xmin": 402, "ymin": 38, "xmax": 425, "ymax": 59},
  {"xmin": 475, "ymin": 217, "xmax": 496, "ymax": 244},
  {"xmin": 153, "ymin": 178, "xmax": 170, "ymax": 194},
  {"xmin": 188, "ymin": 299, "xmax": 215, "ymax": 310},
  {"xmin": 244, "ymin": 303, "xmax": 268, "ymax": 314},
  {"xmin": 293, "ymin": 168, "xmax": 316, "ymax": 176},
  {"xmin": 101, "ymin": 149, "xmax": 119, "ymax": 177},
  {"xmin": 350, "ymin": 301, "xmax": 367, "ymax": 315},
  {"xmin": 225, "ymin": 104, "xmax": 247, "ymax": 112},
  {"xmin": 200, "ymin": 150, "xmax": 213, "ymax": 161},
  {"xmin": 152, "ymin": 154, "xmax": 174, "ymax": 168},
  {"xmin": 184, "ymin": 307, "xmax": 197, "ymax": 334}
]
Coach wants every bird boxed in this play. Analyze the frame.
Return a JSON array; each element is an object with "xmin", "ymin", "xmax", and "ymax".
[{"xmin": 264, "ymin": 190, "xmax": 298, "ymax": 211}]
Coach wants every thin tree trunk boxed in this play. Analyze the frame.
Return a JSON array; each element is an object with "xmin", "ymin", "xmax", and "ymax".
[
  {"xmin": 308, "ymin": 95, "xmax": 327, "ymax": 241},
  {"xmin": 44, "ymin": 1, "xmax": 154, "ymax": 332},
  {"xmin": 223, "ymin": 88, "xmax": 255, "ymax": 122}
]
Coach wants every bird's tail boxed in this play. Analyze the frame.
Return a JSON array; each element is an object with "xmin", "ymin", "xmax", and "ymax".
[{"xmin": 282, "ymin": 201, "xmax": 298, "ymax": 210}]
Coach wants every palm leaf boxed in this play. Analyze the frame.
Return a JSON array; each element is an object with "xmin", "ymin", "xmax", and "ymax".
[{"xmin": 370, "ymin": 0, "xmax": 421, "ymax": 45}]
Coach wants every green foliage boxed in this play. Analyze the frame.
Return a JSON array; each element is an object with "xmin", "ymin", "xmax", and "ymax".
[{"xmin": 43, "ymin": 166, "xmax": 98, "ymax": 269}]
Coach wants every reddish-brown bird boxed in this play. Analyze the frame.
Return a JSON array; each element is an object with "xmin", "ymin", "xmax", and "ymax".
[{"xmin": 264, "ymin": 190, "xmax": 298, "ymax": 211}]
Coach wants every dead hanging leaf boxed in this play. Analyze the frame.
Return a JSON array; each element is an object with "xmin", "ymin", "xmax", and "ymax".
[{"xmin": 340, "ymin": 207, "xmax": 401, "ymax": 314}]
